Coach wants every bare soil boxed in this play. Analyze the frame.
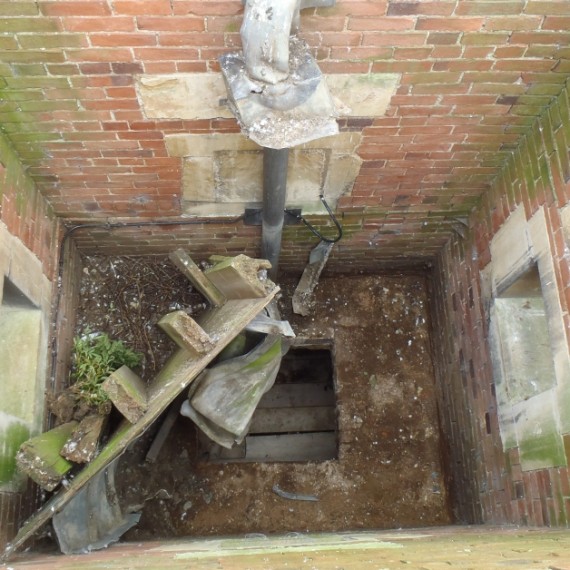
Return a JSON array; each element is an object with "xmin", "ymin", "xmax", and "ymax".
[{"xmin": 73, "ymin": 255, "xmax": 452, "ymax": 540}]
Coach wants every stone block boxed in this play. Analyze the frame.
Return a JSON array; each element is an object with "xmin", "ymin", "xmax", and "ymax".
[
  {"xmin": 102, "ymin": 366, "xmax": 148, "ymax": 424},
  {"xmin": 136, "ymin": 73, "xmax": 234, "ymax": 120}
]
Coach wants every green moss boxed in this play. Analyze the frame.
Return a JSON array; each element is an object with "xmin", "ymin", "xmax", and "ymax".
[
  {"xmin": 0, "ymin": 422, "xmax": 30, "ymax": 485},
  {"xmin": 519, "ymin": 430, "xmax": 567, "ymax": 470},
  {"xmin": 244, "ymin": 338, "xmax": 281, "ymax": 371},
  {"xmin": 225, "ymin": 20, "xmax": 240, "ymax": 33}
]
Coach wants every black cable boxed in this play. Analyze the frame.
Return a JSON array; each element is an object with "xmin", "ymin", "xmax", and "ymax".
[{"xmin": 285, "ymin": 195, "xmax": 343, "ymax": 244}]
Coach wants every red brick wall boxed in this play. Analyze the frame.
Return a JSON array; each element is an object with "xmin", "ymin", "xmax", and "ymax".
[
  {"xmin": 430, "ymin": 80, "xmax": 570, "ymax": 526},
  {"xmin": 0, "ymin": 133, "xmax": 57, "ymax": 550},
  {"xmin": 0, "ymin": 131, "xmax": 60, "ymax": 279},
  {"xmin": 0, "ymin": 481, "xmax": 43, "ymax": 551},
  {"xmin": 2, "ymin": 0, "xmax": 569, "ymax": 240}
]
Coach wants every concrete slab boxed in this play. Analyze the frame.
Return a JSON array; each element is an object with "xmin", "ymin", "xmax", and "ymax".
[
  {"xmin": 135, "ymin": 74, "xmax": 234, "ymax": 120},
  {"xmin": 137, "ymin": 72, "xmax": 400, "ymax": 121},
  {"xmin": 487, "ymin": 206, "xmax": 570, "ymax": 468},
  {"xmin": 166, "ymin": 132, "xmax": 362, "ymax": 214},
  {"xmin": 0, "ymin": 224, "xmax": 51, "ymax": 492},
  {"xmin": 4, "ymin": 527, "xmax": 570, "ymax": 569}
]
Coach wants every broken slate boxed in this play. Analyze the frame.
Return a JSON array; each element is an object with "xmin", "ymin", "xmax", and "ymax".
[
  {"xmin": 60, "ymin": 414, "xmax": 108, "ymax": 464},
  {"xmin": 16, "ymin": 422, "xmax": 78, "ymax": 491},
  {"xmin": 101, "ymin": 366, "xmax": 148, "ymax": 424}
]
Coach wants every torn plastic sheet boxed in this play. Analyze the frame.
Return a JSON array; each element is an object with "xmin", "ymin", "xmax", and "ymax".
[
  {"xmin": 181, "ymin": 335, "xmax": 290, "ymax": 448},
  {"xmin": 53, "ymin": 458, "xmax": 140, "ymax": 555}
]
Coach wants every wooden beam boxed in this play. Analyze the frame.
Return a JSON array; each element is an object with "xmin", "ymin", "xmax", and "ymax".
[
  {"xmin": 169, "ymin": 249, "xmax": 226, "ymax": 307},
  {"xmin": 158, "ymin": 311, "xmax": 216, "ymax": 356},
  {"xmin": 248, "ymin": 407, "xmax": 336, "ymax": 434},
  {"xmin": 4, "ymin": 289, "xmax": 279, "ymax": 560},
  {"xmin": 15, "ymin": 422, "xmax": 78, "ymax": 491},
  {"xmin": 102, "ymin": 366, "xmax": 148, "ymax": 424},
  {"xmin": 205, "ymin": 255, "xmax": 272, "ymax": 299}
]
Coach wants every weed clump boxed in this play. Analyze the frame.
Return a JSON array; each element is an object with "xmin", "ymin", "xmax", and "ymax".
[{"xmin": 71, "ymin": 332, "xmax": 142, "ymax": 410}]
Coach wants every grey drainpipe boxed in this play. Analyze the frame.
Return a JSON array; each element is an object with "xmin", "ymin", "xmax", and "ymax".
[{"xmin": 261, "ymin": 147, "xmax": 290, "ymax": 280}]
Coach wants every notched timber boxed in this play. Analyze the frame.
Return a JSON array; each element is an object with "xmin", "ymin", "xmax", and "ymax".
[
  {"xmin": 3, "ymin": 286, "xmax": 279, "ymax": 561},
  {"xmin": 169, "ymin": 249, "xmax": 226, "ymax": 307}
]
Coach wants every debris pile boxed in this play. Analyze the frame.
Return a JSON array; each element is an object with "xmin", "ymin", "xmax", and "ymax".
[{"xmin": 6, "ymin": 252, "xmax": 284, "ymax": 560}]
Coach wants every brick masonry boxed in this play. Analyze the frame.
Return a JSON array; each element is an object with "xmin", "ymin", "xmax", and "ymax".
[
  {"xmin": 0, "ymin": 0, "xmax": 570, "ymax": 550},
  {"xmin": 0, "ymin": 0, "xmax": 568, "ymax": 240},
  {"xmin": 0, "ymin": 130, "xmax": 59, "ymax": 279},
  {"xmin": 430, "ymin": 80, "xmax": 570, "ymax": 526}
]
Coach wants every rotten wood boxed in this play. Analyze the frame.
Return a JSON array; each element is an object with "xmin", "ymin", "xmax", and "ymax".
[
  {"xmin": 248, "ymin": 406, "xmax": 336, "ymax": 434},
  {"xmin": 205, "ymin": 254, "xmax": 273, "ymax": 299},
  {"xmin": 145, "ymin": 394, "xmax": 187, "ymax": 464},
  {"xmin": 257, "ymin": 382, "xmax": 335, "ymax": 409},
  {"xmin": 60, "ymin": 414, "xmax": 108, "ymax": 464},
  {"xmin": 15, "ymin": 422, "xmax": 78, "ymax": 491},
  {"xmin": 102, "ymin": 366, "xmax": 148, "ymax": 424},
  {"xmin": 207, "ymin": 432, "xmax": 337, "ymax": 463},
  {"xmin": 169, "ymin": 249, "xmax": 226, "ymax": 307},
  {"xmin": 4, "ymin": 288, "xmax": 279, "ymax": 560},
  {"xmin": 158, "ymin": 310, "xmax": 216, "ymax": 355}
]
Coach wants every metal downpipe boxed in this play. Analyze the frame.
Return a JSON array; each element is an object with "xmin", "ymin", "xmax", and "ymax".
[{"xmin": 261, "ymin": 147, "xmax": 289, "ymax": 280}]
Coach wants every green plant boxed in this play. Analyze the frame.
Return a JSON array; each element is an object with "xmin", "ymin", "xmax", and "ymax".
[{"xmin": 70, "ymin": 333, "xmax": 143, "ymax": 408}]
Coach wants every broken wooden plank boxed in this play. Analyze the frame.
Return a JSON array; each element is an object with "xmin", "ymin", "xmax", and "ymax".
[
  {"xmin": 208, "ymin": 432, "xmax": 337, "ymax": 463},
  {"xmin": 102, "ymin": 366, "xmax": 148, "ymax": 424},
  {"xmin": 145, "ymin": 394, "xmax": 186, "ymax": 464},
  {"xmin": 4, "ymin": 288, "xmax": 279, "ymax": 560},
  {"xmin": 248, "ymin": 407, "xmax": 336, "ymax": 434},
  {"xmin": 246, "ymin": 432, "xmax": 337, "ymax": 462},
  {"xmin": 198, "ymin": 430, "xmax": 246, "ymax": 462},
  {"xmin": 60, "ymin": 414, "xmax": 108, "ymax": 464},
  {"xmin": 158, "ymin": 310, "xmax": 216, "ymax": 355},
  {"xmin": 16, "ymin": 422, "xmax": 78, "ymax": 491},
  {"xmin": 245, "ymin": 314, "xmax": 295, "ymax": 338},
  {"xmin": 205, "ymin": 254, "xmax": 273, "ymax": 299},
  {"xmin": 257, "ymin": 383, "xmax": 336, "ymax": 409},
  {"xmin": 292, "ymin": 241, "xmax": 334, "ymax": 316},
  {"xmin": 169, "ymin": 249, "xmax": 226, "ymax": 307}
]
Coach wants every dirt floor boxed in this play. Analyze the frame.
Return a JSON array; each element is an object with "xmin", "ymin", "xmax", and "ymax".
[{"xmin": 73, "ymin": 255, "xmax": 452, "ymax": 540}]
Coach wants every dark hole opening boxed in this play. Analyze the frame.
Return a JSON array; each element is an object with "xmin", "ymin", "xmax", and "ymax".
[{"xmin": 201, "ymin": 343, "xmax": 338, "ymax": 463}]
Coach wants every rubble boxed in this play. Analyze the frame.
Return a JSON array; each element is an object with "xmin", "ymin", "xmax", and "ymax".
[
  {"xmin": 5, "ymin": 252, "xmax": 279, "ymax": 560},
  {"xmin": 292, "ymin": 241, "xmax": 334, "ymax": 316}
]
